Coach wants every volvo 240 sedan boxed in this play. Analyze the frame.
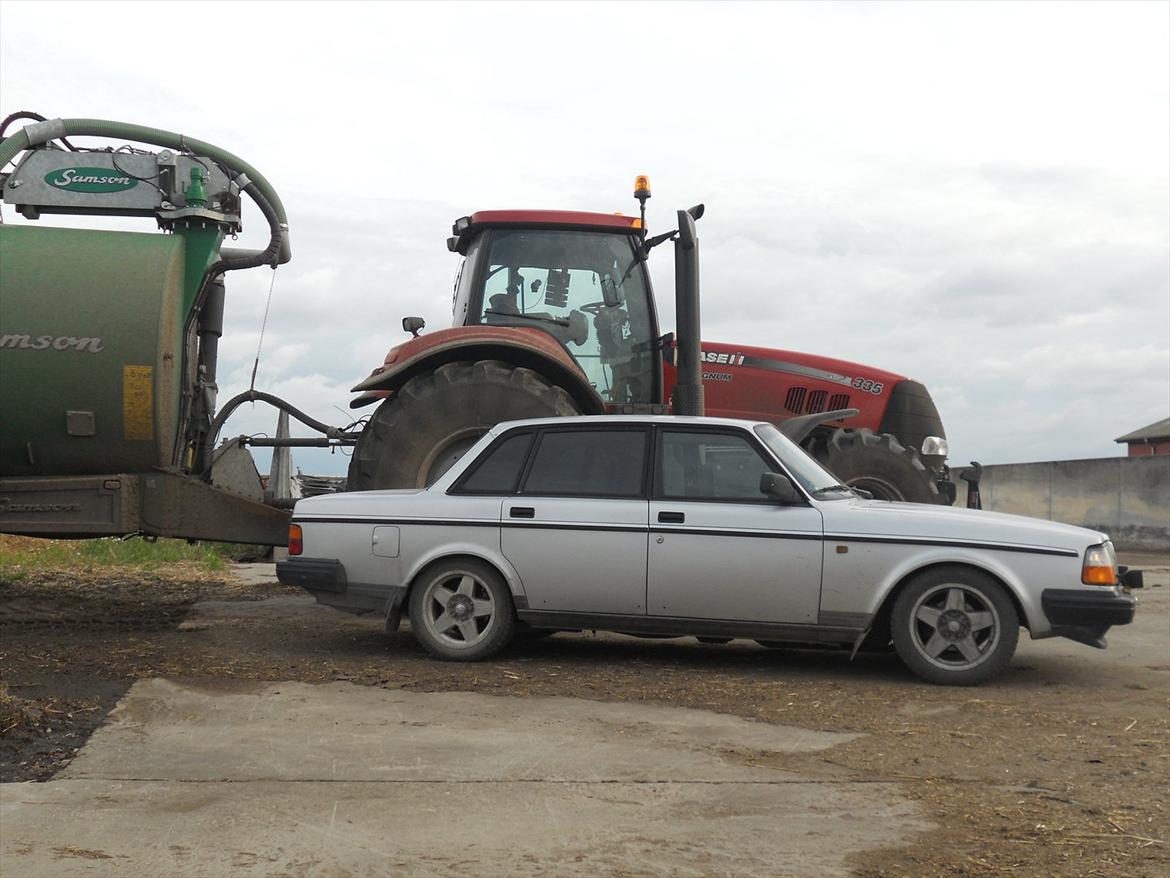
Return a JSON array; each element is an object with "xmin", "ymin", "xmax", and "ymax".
[{"xmin": 277, "ymin": 416, "xmax": 1140, "ymax": 685}]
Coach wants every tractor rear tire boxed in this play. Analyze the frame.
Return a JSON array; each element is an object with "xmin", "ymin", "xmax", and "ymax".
[
  {"xmin": 347, "ymin": 359, "xmax": 581, "ymax": 490},
  {"xmin": 813, "ymin": 428, "xmax": 940, "ymax": 504}
]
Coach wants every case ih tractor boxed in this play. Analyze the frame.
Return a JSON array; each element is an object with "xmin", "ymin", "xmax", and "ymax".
[
  {"xmin": 346, "ymin": 180, "xmax": 952, "ymax": 504},
  {"xmin": 0, "ymin": 117, "xmax": 950, "ymax": 548}
]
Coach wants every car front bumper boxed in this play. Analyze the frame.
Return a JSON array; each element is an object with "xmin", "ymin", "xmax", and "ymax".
[{"xmin": 1041, "ymin": 587, "xmax": 1137, "ymax": 649}]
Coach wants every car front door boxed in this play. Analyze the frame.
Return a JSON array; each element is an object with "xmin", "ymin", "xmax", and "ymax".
[
  {"xmin": 501, "ymin": 426, "xmax": 650, "ymax": 615},
  {"xmin": 647, "ymin": 427, "xmax": 824, "ymax": 624}
]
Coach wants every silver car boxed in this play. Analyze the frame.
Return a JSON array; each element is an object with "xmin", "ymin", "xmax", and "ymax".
[{"xmin": 278, "ymin": 416, "xmax": 1139, "ymax": 685}]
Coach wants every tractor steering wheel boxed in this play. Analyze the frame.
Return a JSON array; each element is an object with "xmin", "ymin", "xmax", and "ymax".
[{"xmin": 579, "ymin": 302, "xmax": 608, "ymax": 315}]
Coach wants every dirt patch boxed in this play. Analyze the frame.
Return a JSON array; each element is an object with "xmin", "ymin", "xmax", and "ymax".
[{"xmin": 1, "ymin": 561, "xmax": 1166, "ymax": 877}]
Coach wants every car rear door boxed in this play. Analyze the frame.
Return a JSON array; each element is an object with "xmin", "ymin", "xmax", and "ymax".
[
  {"xmin": 501, "ymin": 426, "xmax": 650, "ymax": 615},
  {"xmin": 647, "ymin": 426, "xmax": 824, "ymax": 624}
]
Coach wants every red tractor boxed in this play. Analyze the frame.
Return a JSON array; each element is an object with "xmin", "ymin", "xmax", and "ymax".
[{"xmin": 347, "ymin": 181, "xmax": 952, "ymax": 504}]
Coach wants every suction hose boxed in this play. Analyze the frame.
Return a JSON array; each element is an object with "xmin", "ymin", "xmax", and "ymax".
[{"xmin": 0, "ymin": 117, "xmax": 291, "ymax": 264}]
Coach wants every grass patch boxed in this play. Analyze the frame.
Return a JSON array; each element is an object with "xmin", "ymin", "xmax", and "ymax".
[{"xmin": 0, "ymin": 535, "xmax": 239, "ymax": 575}]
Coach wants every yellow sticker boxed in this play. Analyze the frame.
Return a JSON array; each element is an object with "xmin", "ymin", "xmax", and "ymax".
[{"xmin": 122, "ymin": 365, "xmax": 154, "ymax": 441}]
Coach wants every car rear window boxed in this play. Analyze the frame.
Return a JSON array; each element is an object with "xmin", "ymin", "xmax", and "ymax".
[
  {"xmin": 457, "ymin": 432, "xmax": 534, "ymax": 494},
  {"xmin": 522, "ymin": 429, "xmax": 646, "ymax": 497}
]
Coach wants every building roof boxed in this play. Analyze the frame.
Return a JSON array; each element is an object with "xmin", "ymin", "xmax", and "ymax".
[{"xmin": 1115, "ymin": 417, "xmax": 1170, "ymax": 444}]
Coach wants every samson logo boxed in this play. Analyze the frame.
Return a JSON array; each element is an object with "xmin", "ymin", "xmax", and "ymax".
[
  {"xmin": 0, "ymin": 499, "xmax": 83, "ymax": 515},
  {"xmin": 44, "ymin": 167, "xmax": 137, "ymax": 193},
  {"xmin": 0, "ymin": 334, "xmax": 105, "ymax": 353}
]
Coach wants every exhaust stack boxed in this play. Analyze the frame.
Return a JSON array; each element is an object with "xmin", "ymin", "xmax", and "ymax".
[{"xmin": 671, "ymin": 204, "xmax": 705, "ymax": 417}]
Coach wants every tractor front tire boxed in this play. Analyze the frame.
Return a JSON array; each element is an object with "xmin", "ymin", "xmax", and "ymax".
[
  {"xmin": 814, "ymin": 428, "xmax": 940, "ymax": 504},
  {"xmin": 347, "ymin": 359, "xmax": 580, "ymax": 490}
]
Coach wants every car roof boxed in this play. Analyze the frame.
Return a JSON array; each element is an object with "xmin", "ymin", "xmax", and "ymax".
[{"xmin": 492, "ymin": 414, "xmax": 770, "ymax": 432}]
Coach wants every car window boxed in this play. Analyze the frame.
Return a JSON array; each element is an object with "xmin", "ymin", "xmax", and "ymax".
[
  {"xmin": 659, "ymin": 430, "xmax": 774, "ymax": 502},
  {"xmin": 456, "ymin": 432, "xmax": 534, "ymax": 494},
  {"xmin": 522, "ymin": 429, "xmax": 647, "ymax": 497}
]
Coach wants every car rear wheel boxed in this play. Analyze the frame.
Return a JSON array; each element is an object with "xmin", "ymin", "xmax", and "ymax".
[
  {"xmin": 408, "ymin": 559, "xmax": 515, "ymax": 661},
  {"xmin": 891, "ymin": 567, "xmax": 1019, "ymax": 685}
]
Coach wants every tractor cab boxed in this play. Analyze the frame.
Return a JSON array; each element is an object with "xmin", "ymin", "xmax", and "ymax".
[{"xmin": 448, "ymin": 211, "xmax": 662, "ymax": 406}]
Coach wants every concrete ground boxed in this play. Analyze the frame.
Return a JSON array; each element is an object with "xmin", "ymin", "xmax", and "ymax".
[
  {"xmin": 1, "ymin": 552, "xmax": 1164, "ymax": 877},
  {"xmin": 0, "ymin": 679, "xmax": 928, "ymax": 877}
]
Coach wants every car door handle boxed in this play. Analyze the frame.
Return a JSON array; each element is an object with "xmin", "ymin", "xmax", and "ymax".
[
  {"xmin": 510, "ymin": 507, "xmax": 535, "ymax": 519},
  {"xmin": 658, "ymin": 511, "xmax": 685, "ymax": 524}
]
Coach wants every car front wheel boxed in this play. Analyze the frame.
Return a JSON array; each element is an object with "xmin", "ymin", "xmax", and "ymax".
[
  {"xmin": 408, "ymin": 559, "xmax": 515, "ymax": 661},
  {"xmin": 891, "ymin": 567, "xmax": 1019, "ymax": 685}
]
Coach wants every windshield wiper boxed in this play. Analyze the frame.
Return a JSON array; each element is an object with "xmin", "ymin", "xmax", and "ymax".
[
  {"xmin": 620, "ymin": 229, "xmax": 678, "ymax": 282},
  {"xmin": 484, "ymin": 310, "xmax": 569, "ymax": 328},
  {"xmin": 811, "ymin": 484, "xmax": 855, "ymax": 498}
]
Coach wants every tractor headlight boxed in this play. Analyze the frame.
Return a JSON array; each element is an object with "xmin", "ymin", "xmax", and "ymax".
[{"xmin": 921, "ymin": 436, "xmax": 948, "ymax": 457}]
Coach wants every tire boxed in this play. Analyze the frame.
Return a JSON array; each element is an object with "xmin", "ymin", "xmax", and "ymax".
[
  {"xmin": 813, "ymin": 428, "xmax": 940, "ymax": 504},
  {"xmin": 347, "ymin": 359, "xmax": 580, "ymax": 490},
  {"xmin": 890, "ymin": 566, "xmax": 1019, "ymax": 685},
  {"xmin": 408, "ymin": 559, "xmax": 516, "ymax": 661}
]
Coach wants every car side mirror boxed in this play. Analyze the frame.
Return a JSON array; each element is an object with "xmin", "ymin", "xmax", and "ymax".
[
  {"xmin": 760, "ymin": 472, "xmax": 801, "ymax": 504},
  {"xmin": 402, "ymin": 316, "xmax": 426, "ymax": 337}
]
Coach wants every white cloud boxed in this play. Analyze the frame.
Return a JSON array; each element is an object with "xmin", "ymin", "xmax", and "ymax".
[{"xmin": 2, "ymin": 0, "xmax": 1166, "ymax": 477}]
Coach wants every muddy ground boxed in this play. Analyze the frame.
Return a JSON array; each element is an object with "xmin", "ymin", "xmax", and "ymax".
[{"xmin": 1, "ymin": 550, "xmax": 1166, "ymax": 877}]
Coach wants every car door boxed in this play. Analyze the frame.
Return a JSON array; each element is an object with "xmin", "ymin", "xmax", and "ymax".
[
  {"xmin": 501, "ymin": 426, "xmax": 650, "ymax": 615},
  {"xmin": 647, "ymin": 427, "xmax": 824, "ymax": 624}
]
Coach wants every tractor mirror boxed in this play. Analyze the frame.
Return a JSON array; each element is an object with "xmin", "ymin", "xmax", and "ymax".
[
  {"xmin": 760, "ymin": 472, "xmax": 801, "ymax": 504},
  {"xmin": 402, "ymin": 316, "xmax": 426, "ymax": 337}
]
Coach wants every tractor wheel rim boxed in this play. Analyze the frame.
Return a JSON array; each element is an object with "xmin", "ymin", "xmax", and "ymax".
[{"xmin": 418, "ymin": 429, "xmax": 484, "ymax": 487}]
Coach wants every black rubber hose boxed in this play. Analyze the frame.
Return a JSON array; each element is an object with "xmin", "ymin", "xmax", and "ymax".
[
  {"xmin": 201, "ymin": 390, "xmax": 360, "ymax": 476},
  {"xmin": 207, "ymin": 179, "xmax": 283, "ymax": 275},
  {"xmin": 0, "ymin": 110, "xmax": 76, "ymax": 150}
]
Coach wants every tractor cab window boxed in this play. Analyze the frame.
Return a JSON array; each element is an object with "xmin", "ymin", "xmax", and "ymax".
[{"xmin": 470, "ymin": 229, "xmax": 656, "ymax": 405}]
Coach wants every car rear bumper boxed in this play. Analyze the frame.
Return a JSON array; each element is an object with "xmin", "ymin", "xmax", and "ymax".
[
  {"xmin": 277, "ymin": 557, "xmax": 398, "ymax": 615},
  {"xmin": 1040, "ymin": 587, "xmax": 1137, "ymax": 649}
]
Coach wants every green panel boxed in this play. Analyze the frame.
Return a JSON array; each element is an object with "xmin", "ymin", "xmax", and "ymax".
[{"xmin": 0, "ymin": 226, "xmax": 186, "ymax": 476}]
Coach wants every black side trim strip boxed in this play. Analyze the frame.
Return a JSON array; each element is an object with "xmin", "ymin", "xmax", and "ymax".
[
  {"xmin": 294, "ymin": 516, "xmax": 498, "ymax": 528},
  {"xmin": 291, "ymin": 519, "xmax": 1078, "ymax": 558},
  {"xmin": 503, "ymin": 521, "xmax": 647, "ymax": 534},
  {"xmin": 824, "ymin": 533, "xmax": 1079, "ymax": 558},
  {"xmin": 517, "ymin": 609, "xmax": 861, "ymax": 644},
  {"xmin": 652, "ymin": 526, "xmax": 821, "ymax": 541}
]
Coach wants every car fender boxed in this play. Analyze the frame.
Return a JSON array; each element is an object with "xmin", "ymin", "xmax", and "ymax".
[
  {"xmin": 403, "ymin": 539, "xmax": 528, "ymax": 603},
  {"xmin": 350, "ymin": 326, "xmax": 605, "ymax": 413},
  {"xmin": 859, "ymin": 546, "xmax": 1050, "ymax": 635}
]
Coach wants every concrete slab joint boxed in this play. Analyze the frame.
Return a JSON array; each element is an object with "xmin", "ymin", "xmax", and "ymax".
[{"xmin": 0, "ymin": 678, "xmax": 931, "ymax": 877}]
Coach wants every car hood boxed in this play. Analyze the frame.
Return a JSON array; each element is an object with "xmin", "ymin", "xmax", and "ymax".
[{"xmin": 819, "ymin": 497, "xmax": 1107, "ymax": 553}]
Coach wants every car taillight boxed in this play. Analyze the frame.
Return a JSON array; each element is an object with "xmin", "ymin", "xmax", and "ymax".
[
  {"xmin": 1081, "ymin": 542, "xmax": 1116, "ymax": 585},
  {"xmin": 288, "ymin": 524, "xmax": 303, "ymax": 556}
]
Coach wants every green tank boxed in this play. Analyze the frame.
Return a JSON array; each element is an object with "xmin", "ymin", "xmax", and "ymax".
[
  {"xmin": 0, "ymin": 116, "xmax": 299, "ymax": 545},
  {"xmin": 0, "ymin": 225, "xmax": 202, "ymax": 476}
]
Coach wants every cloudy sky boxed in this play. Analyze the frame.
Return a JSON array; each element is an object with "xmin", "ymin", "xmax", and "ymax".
[{"xmin": 2, "ymin": 1, "xmax": 1167, "ymax": 476}]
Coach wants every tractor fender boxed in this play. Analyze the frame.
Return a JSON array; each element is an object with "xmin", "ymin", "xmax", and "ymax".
[{"xmin": 349, "ymin": 326, "xmax": 606, "ymax": 413}]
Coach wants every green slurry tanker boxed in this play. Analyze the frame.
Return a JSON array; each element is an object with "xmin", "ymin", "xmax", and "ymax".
[{"xmin": 0, "ymin": 116, "xmax": 318, "ymax": 544}]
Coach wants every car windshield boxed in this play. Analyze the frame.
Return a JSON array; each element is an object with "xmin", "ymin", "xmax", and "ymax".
[
  {"xmin": 753, "ymin": 423, "xmax": 848, "ymax": 497},
  {"xmin": 471, "ymin": 229, "xmax": 655, "ymax": 405}
]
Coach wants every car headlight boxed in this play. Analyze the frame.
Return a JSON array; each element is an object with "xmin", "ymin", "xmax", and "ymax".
[
  {"xmin": 921, "ymin": 436, "xmax": 948, "ymax": 457},
  {"xmin": 1082, "ymin": 541, "xmax": 1117, "ymax": 585}
]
